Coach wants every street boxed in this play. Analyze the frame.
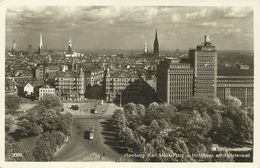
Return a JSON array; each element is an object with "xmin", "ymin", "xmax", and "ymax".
[{"xmin": 53, "ymin": 102, "xmax": 125, "ymax": 161}]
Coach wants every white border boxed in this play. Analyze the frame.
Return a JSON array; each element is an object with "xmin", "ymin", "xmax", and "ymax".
[{"xmin": 1, "ymin": 0, "xmax": 259, "ymax": 168}]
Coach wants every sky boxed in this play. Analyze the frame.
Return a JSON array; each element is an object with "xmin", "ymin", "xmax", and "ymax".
[{"xmin": 5, "ymin": 6, "xmax": 253, "ymax": 51}]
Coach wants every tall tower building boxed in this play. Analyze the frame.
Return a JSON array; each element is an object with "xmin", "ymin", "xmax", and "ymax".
[
  {"xmin": 153, "ymin": 29, "xmax": 159, "ymax": 57},
  {"xmin": 189, "ymin": 34, "xmax": 217, "ymax": 99},
  {"xmin": 11, "ymin": 40, "xmax": 16, "ymax": 55},
  {"xmin": 77, "ymin": 67, "xmax": 85, "ymax": 99},
  {"xmin": 68, "ymin": 36, "xmax": 73, "ymax": 54},
  {"xmin": 144, "ymin": 41, "xmax": 148, "ymax": 54},
  {"xmin": 38, "ymin": 33, "xmax": 43, "ymax": 54}
]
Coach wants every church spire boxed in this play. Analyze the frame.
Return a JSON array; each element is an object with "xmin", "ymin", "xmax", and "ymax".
[
  {"xmin": 144, "ymin": 40, "xmax": 148, "ymax": 53},
  {"xmin": 12, "ymin": 40, "xmax": 16, "ymax": 55},
  {"xmin": 153, "ymin": 28, "xmax": 159, "ymax": 57},
  {"xmin": 38, "ymin": 33, "xmax": 43, "ymax": 54},
  {"xmin": 68, "ymin": 36, "xmax": 73, "ymax": 54}
]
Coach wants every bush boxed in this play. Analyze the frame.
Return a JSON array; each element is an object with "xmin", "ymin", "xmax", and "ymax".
[
  {"xmin": 39, "ymin": 94, "xmax": 63, "ymax": 112},
  {"xmin": 5, "ymin": 95, "xmax": 21, "ymax": 109}
]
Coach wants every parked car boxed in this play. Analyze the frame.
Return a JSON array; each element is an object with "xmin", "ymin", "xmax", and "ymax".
[
  {"xmin": 71, "ymin": 105, "xmax": 79, "ymax": 110},
  {"xmin": 91, "ymin": 108, "xmax": 97, "ymax": 114}
]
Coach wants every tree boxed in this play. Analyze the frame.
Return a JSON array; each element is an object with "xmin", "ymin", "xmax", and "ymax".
[
  {"xmin": 183, "ymin": 112, "xmax": 212, "ymax": 160},
  {"xmin": 5, "ymin": 95, "xmax": 22, "ymax": 109},
  {"xmin": 145, "ymin": 104, "xmax": 175, "ymax": 125},
  {"xmin": 39, "ymin": 94, "xmax": 63, "ymax": 112},
  {"xmin": 123, "ymin": 102, "xmax": 137, "ymax": 121},
  {"xmin": 223, "ymin": 106, "xmax": 253, "ymax": 144},
  {"xmin": 246, "ymin": 107, "xmax": 254, "ymax": 121},
  {"xmin": 5, "ymin": 114, "xmax": 15, "ymax": 132},
  {"xmin": 177, "ymin": 96, "xmax": 218, "ymax": 114},
  {"xmin": 216, "ymin": 117, "xmax": 237, "ymax": 145},
  {"xmin": 111, "ymin": 109, "xmax": 128, "ymax": 130},
  {"xmin": 16, "ymin": 116, "xmax": 43, "ymax": 137},
  {"xmin": 225, "ymin": 96, "xmax": 242, "ymax": 107},
  {"xmin": 33, "ymin": 131, "xmax": 65, "ymax": 161}
]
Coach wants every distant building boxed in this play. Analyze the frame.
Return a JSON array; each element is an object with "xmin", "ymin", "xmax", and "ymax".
[
  {"xmin": 217, "ymin": 67, "xmax": 254, "ymax": 107},
  {"xmin": 39, "ymin": 85, "xmax": 55, "ymax": 100},
  {"xmin": 61, "ymin": 64, "xmax": 69, "ymax": 72},
  {"xmin": 239, "ymin": 64, "xmax": 250, "ymax": 70},
  {"xmin": 104, "ymin": 68, "xmax": 139, "ymax": 102},
  {"xmin": 55, "ymin": 68, "xmax": 85, "ymax": 100},
  {"xmin": 153, "ymin": 29, "xmax": 159, "ymax": 57},
  {"xmin": 11, "ymin": 40, "xmax": 16, "ymax": 55},
  {"xmin": 157, "ymin": 57, "xmax": 194, "ymax": 104},
  {"xmin": 85, "ymin": 69, "xmax": 104, "ymax": 86},
  {"xmin": 23, "ymin": 83, "xmax": 34, "ymax": 96},
  {"xmin": 189, "ymin": 34, "xmax": 217, "ymax": 99},
  {"xmin": 156, "ymin": 35, "xmax": 253, "ymax": 107},
  {"xmin": 144, "ymin": 41, "xmax": 148, "ymax": 54},
  {"xmin": 34, "ymin": 64, "xmax": 60, "ymax": 80},
  {"xmin": 5, "ymin": 77, "xmax": 17, "ymax": 93}
]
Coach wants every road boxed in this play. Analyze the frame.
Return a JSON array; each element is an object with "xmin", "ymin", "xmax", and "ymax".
[{"xmin": 53, "ymin": 103, "xmax": 125, "ymax": 161}]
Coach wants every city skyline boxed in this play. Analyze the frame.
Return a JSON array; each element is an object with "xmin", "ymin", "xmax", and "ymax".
[{"xmin": 6, "ymin": 6, "xmax": 253, "ymax": 50}]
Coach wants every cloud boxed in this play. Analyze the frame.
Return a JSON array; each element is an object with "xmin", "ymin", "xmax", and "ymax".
[
  {"xmin": 185, "ymin": 9, "xmax": 207, "ymax": 19},
  {"xmin": 224, "ymin": 7, "xmax": 253, "ymax": 18},
  {"xmin": 201, "ymin": 21, "xmax": 217, "ymax": 27},
  {"xmin": 226, "ymin": 27, "xmax": 242, "ymax": 33},
  {"xmin": 171, "ymin": 14, "xmax": 181, "ymax": 22},
  {"xmin": 5, "ymin": 6, "xmax": 253, "ymax": 50}
]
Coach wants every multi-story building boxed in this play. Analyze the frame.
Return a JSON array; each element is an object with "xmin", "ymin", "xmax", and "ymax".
[
  {"xmin": 34, "ymin": 64, "xmax": 60, "ymax": 80},
  {"xmin": 189, "ymin": 34, "xmax": 217, "ymax": 99},
  {"xmin": 156, "ymin": 35, "xmax": 253, "ymax": 107},
  {"xmin": 217, "ymin": 68, "xmax": 254, "ymax": 107},
  {"xmin": 39, "ymin": 85, "xmax": 55, "ymax": 100},
  {"xmin": 104, "ymin": 68, "xmax": 139, "ymax": 103},
  {"xmin": 85, "ymin": 69, "xmax": 104, "ymax": 86},
  {"xmin": 55, "ymin": 68, "xmax": 85, "ymax": 100},
  {"xmin": 157, "ymin": 57, "xmax": 194, "ymax": 104},
  {"xmin": 104, "ymin": 68, "xmax": 158, "ymax": 105}
]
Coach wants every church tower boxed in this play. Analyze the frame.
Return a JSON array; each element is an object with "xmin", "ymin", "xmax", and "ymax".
[
  {"xmin": 144, "ymin": 41, "xmax": 148, "ymax": 54},
  {"xmin": 68, "ymin": 36, "xmax": 73, "ymax": 54},
  {"xmin": 12, "ymin": 40, "xmax": 16, "ymax": 55},
  {"xmin": 78, "ymin": 67, "xmax": 85, "ymax": 99},
  {"xmin": 153, "ymin": 29, "xmax": 159, "ymax": 57},
  {"xmin": 38, "ymin": 33, "xmax": 43, "ymax": 54}
]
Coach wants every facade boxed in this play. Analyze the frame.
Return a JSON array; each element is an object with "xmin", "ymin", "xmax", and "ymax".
[
  {"xmin": 34, "ymin": 64, "xmax": 60, "ymax": 80},
  {"xmin": 157, "ymin": 58, "xmax": 194, "ymax": 104},
  {"xmin": 55, "ymin": 68, "xmax": 85, "ymax": 100},
  {"xmin": 217, "ymin": 68, "xmax": 254, "ymax": 107},
  {"xmin": 156, "ymin": 35, "xmax": 253, "ymax": 107},
  {"xmin": 39, "ymin": 85, "xmax": 55, "ymax": 100},
  {"xmin": 104, "ymin": 68, "xmax": 139, "ymax": 102},
  {"xmin": 85, "ymin": 69, "xmax": 104, "ymax": 86},
  {"xmin": 23, "ymin": 83, "xmax": 34, "ymax": 96},
  {"xmin": 153, "ymin": 29, "xmax": 159, "ymax": 57},
  {"xmin": 189, "ymin": 34, "xmax": 217, "ymax": 99}
]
